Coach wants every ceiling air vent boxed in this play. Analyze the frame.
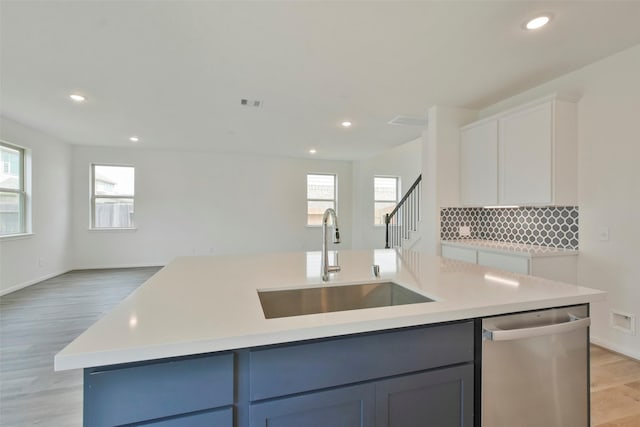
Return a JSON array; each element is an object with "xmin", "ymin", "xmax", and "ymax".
[
  {"xmin": 240, "ymin": 99, "xmax": 262, "ymax": 108},
  {"xmin": 388, "ymin": 115, "xmax": 427, "ymax": 127}
]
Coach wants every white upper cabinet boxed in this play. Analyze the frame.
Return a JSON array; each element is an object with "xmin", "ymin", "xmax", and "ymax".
[
  {"xmin": 460, "ymin": 120, "xmax": 498, "ymax": 206},
  {"xmin": 459, "ymin": 94, "xmax": 578, "ymax": 207},
  {"xmin": 499, "ymin": 102, "xmax": 553, "ymax": 205}
]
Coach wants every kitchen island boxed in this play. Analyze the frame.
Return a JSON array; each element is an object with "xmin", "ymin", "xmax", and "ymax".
[{"xmin": 55, "ymin": 249, "xmax": 604, "ymax": 426}]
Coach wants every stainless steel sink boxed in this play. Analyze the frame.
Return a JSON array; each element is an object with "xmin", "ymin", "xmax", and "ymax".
[{"xmin": 258, "ymin": 282, "xmax": 434, "ymax": 319}]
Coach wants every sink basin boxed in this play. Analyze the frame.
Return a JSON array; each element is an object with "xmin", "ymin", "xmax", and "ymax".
[{"xmin": 258, "ymin": 282, "xmax": 434, "ymax": 319}]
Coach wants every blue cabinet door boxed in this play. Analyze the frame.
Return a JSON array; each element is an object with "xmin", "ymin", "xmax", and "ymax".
[
  {"xmin": 139, "ymin": 407, "xmax": 233, "ymax": 426},
  {"xmin": 249, "ymin": 383, "xmax": 375, "ymax": 427},
  {"xmin": 375, "ymin": 364, "xmax": 474, "ymax": 427}
]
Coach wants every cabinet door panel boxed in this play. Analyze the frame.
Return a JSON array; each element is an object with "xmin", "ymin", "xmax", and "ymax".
[
  {"xmin": 460, "ymin": 120, "xmax": 498, "ymax": 206},
  {"xmin": 136, "ymin": 407, "xmax": 233, "ymax": 427},
  {"xmin": 250, "ymin": 384, "xmax": 374, "ymax": 427},
  {"xmin": 441, "ymin": 245, "xmax": 477, "ymax": 263},
  {"xmin": 478, "ymin": 251, "xmax": 529, "ymax": 274},
  {"xmin": 499, "ymin": 102, "xmax": 553, "ymax": 205},
  {"xmin": 376, "ymin": 364, "xmax": 474, "ymax": 427}
]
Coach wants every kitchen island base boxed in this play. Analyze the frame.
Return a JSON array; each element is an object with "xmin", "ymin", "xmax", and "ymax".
[{"xmin": 84, "ymin": 321, "xmax": 475, "ymax": 427}]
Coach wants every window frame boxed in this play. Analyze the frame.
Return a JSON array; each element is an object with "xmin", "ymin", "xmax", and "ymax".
[
  {"xmin": 0, "ymin": 141, "xmax": 27, "ymax": 237},
  {"xmin": 306, "ymin": 173, "xmax": 337, "ymax": 227},
  {"xmin": 373, "ymin": 175, "xmax": 401, "ymax": 226},
  {"xmin": 90, "ymin": 163, "xmax": 136, "ymax": 230}
]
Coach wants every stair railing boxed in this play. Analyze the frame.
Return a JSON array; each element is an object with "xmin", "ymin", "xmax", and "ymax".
[{"xmin": 385, "ymin": 174, "xmax": 422, "ymax": 249}]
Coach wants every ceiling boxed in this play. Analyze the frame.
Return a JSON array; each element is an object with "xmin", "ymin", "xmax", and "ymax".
[{"xmin": 2, "ymin": 1, "xmax": 640, "ymax": 160}]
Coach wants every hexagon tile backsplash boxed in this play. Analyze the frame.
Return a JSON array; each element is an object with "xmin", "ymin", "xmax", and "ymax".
[{"xmin": 440, "ymin": 206, "xmax": 579, "ymax": 249}]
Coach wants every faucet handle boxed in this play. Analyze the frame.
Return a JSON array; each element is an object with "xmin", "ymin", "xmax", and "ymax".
[{"xmin": 372, "ymin": 264, "xmax": 381, "ymax": 278}]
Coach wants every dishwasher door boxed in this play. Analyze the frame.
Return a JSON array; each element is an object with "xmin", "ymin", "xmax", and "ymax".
[{"xmin": 482, "ymin": 305, "xmax": 590, "ymax": 427}]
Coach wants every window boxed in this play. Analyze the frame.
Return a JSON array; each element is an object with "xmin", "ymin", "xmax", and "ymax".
[
  {"xmin": 0, "ymin": 142, "xmax": 26, "ymax": 236},
  {"xmin": 374, "ymin": 176, "xmax": 400, "ymax": 225},
  {"xmin": 307, "ymin": 173, "xmax": 336, "ymax": 226},
  {"xmin": 91, "ymin": 164, "xmax": 135, "ymax": 229}
]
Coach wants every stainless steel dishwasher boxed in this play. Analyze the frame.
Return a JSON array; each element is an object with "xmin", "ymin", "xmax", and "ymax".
[{"xmin": 482, "ymin": 304, "xmax": 590, "ymax": 427}]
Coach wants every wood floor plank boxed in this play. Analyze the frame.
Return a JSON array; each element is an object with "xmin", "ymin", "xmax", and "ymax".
[
  {"xmin": 591, "ymin": 359, "xmax": 640, "ymax": 392},
  {"xmin": 591, "ymin": 384, "xmax": 640, "ymax": 425},
  {"xmin": 591, "ymin": 344, "xmax": 629, "ymax": 367},
  {"xmin": 594, "ymin": 413, "xmax": 640, "ymax": 427}
]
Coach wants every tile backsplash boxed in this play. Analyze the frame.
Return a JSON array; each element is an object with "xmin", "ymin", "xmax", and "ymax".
[{"xmin": 440, "ymin": 206, "xmax": 579, "ymax": 249}]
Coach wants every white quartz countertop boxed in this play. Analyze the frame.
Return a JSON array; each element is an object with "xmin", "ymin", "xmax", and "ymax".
[
  {"xmin": 441, "ymin": 239, "xmax": 578, "ymax": 257},
  {"xmin": 55, "ymin": 249, "xmax": 603, "ymax": 371}
]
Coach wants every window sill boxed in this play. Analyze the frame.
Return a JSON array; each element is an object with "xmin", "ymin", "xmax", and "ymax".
[
  {"xmin": 0, "ymin": 232, "xmax": 35, "ymax": 241},
  {"xmin": 88, "ymin": 228, "xmax": 138, "ymax": 232}
]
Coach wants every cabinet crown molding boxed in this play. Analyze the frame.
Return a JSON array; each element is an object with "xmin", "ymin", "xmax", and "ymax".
[{"xmin": 461, "ymin": 92, "xmax": 581, "ymax": 130}]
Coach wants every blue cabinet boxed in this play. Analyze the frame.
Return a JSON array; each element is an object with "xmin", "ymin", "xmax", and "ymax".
[
  {"xmin": 249, "ymin": 321, "xmax": 474, "ymax": 400},
  {"xmin": 250, "ymin": 383, "xmax": 375, "ymax": 427},
  {"xmin": 83, "ymin": 322, "xmax": 475, "ymax": 427},
  {"xmin": 84, "ymin": 352, "xmax": 233, "ymax": 426},
  {"xmin": 376, "ymin": 365, "xmax": 474, "ymax": 427},
  {"xmin": 139, "ymin": 407, "xmax": 233, "ymax": 426},
  {"xmin": 249, "ymin": 365, "xmax": 474, "ymax": 427}
]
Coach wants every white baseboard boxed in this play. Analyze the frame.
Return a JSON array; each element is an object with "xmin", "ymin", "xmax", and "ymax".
[
  {"xmin": 0, "ymin": 269, "xmax": 72, "ymax": 296},
  {"xmin": 72, "ymin": 262, "xmax": 166, "ymax": 271},
  {"xmin": 591, "ymin": 335, "xmax": 640, "ymax": 361}
]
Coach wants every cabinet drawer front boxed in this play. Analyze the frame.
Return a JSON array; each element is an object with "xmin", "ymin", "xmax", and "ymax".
[
  {"xmin": 84, "ymin": 352, "xmax": 233, "ymax": 427},
  {"xmin": 441, "ymin": 245, "xmax": 477, "ymax": 263},
  {"xmin": 249, "ymin": 322, "xmax": 474, "ymax": 401},
  {"xmin": 478, "ymin": 251, "xmax": 529, "ymax": 274}
]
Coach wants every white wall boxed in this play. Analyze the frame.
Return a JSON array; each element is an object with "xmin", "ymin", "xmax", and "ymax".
[
  {"xmin": 71, "ymin": 146, "xmax": 353, "ymax": 268},
  {"xmin": 479, "ymin": 44, "xmax": 640, "ymax": 359},
  {"xmin": 0, "ymin": 116, "xmax": 73, "ymax": 295},
  {"xmin": 419, "ymin": 106, "xmax": 476, "ymax": 255},
  {"xmin": 351, "ymin": 138, "xmax": 421, "ymax": 249}
]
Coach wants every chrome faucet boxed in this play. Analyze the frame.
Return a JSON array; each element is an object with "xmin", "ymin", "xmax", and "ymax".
[{"xmin": 321, "ymin": 208, "xmax": 341, "ymax": 281}]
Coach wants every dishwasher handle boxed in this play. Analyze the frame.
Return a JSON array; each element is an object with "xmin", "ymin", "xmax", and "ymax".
[{"xmin": 483, "ymin": 316, "xmax": 590, "ymax": 342}]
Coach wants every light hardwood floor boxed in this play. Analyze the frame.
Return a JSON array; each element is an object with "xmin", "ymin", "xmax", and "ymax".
[
  {"xmin": 1, "ymin": 268, "xmax": 639, "ymax": 426},
  {"xmin": 591, "ymin": 345, "xmax": 640, "ymax": 426}
]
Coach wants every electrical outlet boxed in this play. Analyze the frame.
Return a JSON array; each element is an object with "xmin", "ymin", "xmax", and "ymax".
[{"xmin": 459, "ymin": 226, "xmax": 471, "ymax": 237}]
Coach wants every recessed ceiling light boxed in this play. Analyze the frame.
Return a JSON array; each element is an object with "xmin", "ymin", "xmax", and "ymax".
[
  {"xmin": 309, "ymin": 149, "xmax": 317, "ymax": 154},
  {"xmin": 129, "ymin": 136, "xmax": 140, "ymax": 142},
  {"xmin": 525, "ymin": 15, "xmax": 551, "ymax": 30},
  {"xmin": 341, "ymin": 121, "xmax": 352, "ymax": 128},
  {"xmin": 69, "ymin": 93, "xmax": 86, "ymax": 102}
]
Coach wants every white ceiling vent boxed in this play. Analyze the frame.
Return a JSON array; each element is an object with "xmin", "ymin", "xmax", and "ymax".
[
  {"xmin": 388, "ymin": 115, "xmax": 427, "ymax": 127},
  {"xmin": 241, "ymin": 99, "xmax": 262, "ymax": 108}
]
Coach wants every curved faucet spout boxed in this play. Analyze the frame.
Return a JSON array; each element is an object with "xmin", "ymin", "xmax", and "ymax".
[{"xmin": 321, "ymin": 208, "xmax": 341, "ymax": 281}]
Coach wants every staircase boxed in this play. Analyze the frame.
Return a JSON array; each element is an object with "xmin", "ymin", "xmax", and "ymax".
[{"xmin": 385, "ymin": 174, "xmax": 421, "ymax": 249}]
